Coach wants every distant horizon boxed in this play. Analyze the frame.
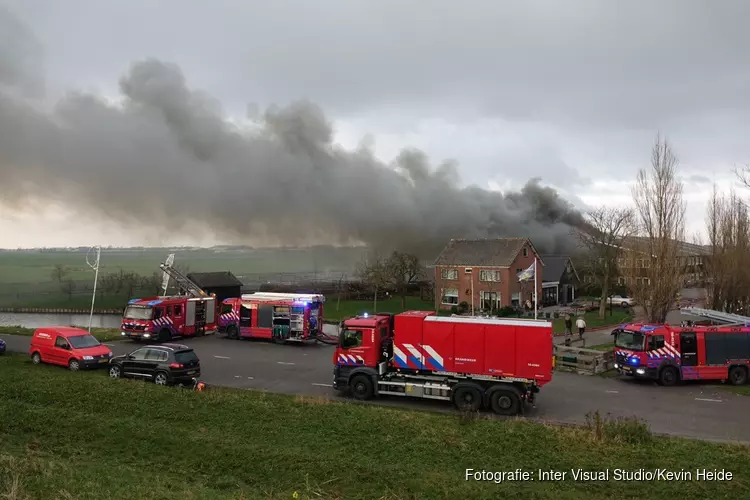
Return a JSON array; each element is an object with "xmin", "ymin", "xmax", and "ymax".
[{"xmin": 0, "ymin": 243, "xmax": 369, "ymax": 251}]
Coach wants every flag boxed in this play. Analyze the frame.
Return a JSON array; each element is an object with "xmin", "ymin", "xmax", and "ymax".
[{"xmin": 517, "ymin": 261, "xmax": 535, "ymax": 282}]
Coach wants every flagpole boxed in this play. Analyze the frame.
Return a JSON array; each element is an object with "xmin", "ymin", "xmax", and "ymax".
[{"xmin": 534, "ymin": 257, "xmax": 538, "ymax": 320}]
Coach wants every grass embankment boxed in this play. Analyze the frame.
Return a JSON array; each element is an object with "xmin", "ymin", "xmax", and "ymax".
[
  {"xmin": 0, "ymin": 325, "xmax": 122, "ymax": 342},
  {"xmin": 1, "ymin": 354, "xmax": 747, "ymax": 500}
]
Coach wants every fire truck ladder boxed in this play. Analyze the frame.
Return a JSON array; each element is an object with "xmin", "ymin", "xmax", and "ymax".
[
  {"xmin": 158, "ymin": 263, "xmax": 206, "ymax": 297},
  {"xmin": 680, "ymin": 307, "xmax": 750, "ymax": 326}
]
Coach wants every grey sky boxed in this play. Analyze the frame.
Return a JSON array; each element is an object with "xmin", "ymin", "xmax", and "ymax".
[{"xmin": 1, "ymin": 0, "xmax": 749, "ymax": 248}]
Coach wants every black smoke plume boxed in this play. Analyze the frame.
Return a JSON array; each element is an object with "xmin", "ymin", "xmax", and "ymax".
[{"xmin": 0, "ymin": 6, "xmax": 586, "ymax": 256}]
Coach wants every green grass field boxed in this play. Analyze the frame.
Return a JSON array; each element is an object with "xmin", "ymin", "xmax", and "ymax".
[
  {"xmin": 0, "ymin": 353, "xmax": 747, "ymax": 500},
  {"xmin": 0, "ymin": 246, "xmax": 366, "ymax": 284},
  {"xmin": 0, "ymin": 326, "xmax": 121, "ymax": 341}
]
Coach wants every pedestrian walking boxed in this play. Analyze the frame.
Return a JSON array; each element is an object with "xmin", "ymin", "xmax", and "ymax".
[
  {"xmin": 564, "ymin": 314, "xmax": 572, "ymax": 336},
  {"xmin": 576, "ymin": 315, "xmax": 587, "ymax": 339}
]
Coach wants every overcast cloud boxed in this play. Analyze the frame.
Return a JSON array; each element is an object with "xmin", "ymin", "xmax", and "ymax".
[{"xmin": 1, "ymin": 0, "xmax": 749, "ymax": 249}]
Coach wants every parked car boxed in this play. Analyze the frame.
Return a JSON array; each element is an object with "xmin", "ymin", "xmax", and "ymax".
[
  {"xmin": 611, "ymin": 295, "xmax": 636, "ymax": 307},
  {"xmin": 107, "ymin": 343, "xmax": 201, "ymax": 386},
  {"xmin": 0, "ymin": 338, "xmax": 6, "ymax": 354},
  {"xmin": 29, "ymin": 326, "xmax": 113, "ymax": 370}
]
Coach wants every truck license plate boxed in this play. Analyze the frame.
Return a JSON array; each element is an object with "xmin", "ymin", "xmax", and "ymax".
[
  {"xmin": 187, "ymin": 370, "xmax": 195, "ymax": 375},
  {"xmin": 99, "ymin": 359, "xmax": 108, "ymax": 364}
]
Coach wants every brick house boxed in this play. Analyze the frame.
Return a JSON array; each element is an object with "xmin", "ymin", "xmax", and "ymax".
[{"xmin": 433, "ymin": 238, "xmax": 544, "ymax": 312}]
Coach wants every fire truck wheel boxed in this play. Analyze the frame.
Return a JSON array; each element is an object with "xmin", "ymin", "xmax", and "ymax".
[
  {"xmin": 728, "ymin": 366, "xmax": 748, "ymax": 385},
  {"xmin": 227, "ymin": 325, "xmax": 238, "ymax": 340},
  {"xmin": 658, "ymin": 366, "xmax": 679, "ymax": 386},
  {"xmin": 451, "ymin": 384, "xmax": 483, "ymax": 412},
  {"xmin": 350, "ymin": 375, "xmax": 374, "ymax": 401},
  {"xmin": 489, "ymin": 389, "xmax": 521, "ymax": 416},
  {"xmin": 157, "ymin": 329, "xmax": 171, "ymax": 343}
]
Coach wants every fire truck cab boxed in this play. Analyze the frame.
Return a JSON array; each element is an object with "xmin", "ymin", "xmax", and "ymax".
[
  {"xmin": 219, "ymin": 292, "xmax": 324, "ymax": 343},
  {"xmin": 120, "ymin": 295, "xmax": 217, "ymax": 342},
  {"xmin": 613, "ymin": 322, "xmax": 750, "ymax": 386}
]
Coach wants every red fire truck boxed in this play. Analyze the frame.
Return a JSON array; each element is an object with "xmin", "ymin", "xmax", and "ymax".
[
  {"xmin": 219, "ymin": 292, "xmax": 325, "ymax": 343},
  {"xmin": 333, "ymin": 311, "xmax": 554, "ymax": 415},
  {"xmin": 120, "ymin": 263, "xmax": 217, "ymax": 342},
  {"xmin": 613, "ymin": 322, "xmax": 750, "ymax": 386},
  {"xmin": 120, "ymin": 295, "xmax": 217, "ymax": 342}
]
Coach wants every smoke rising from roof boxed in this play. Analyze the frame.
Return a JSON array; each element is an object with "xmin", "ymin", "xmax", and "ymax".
[{"xmin": 0, "ymin": 7, "xmax": 585, "ymax": 256}]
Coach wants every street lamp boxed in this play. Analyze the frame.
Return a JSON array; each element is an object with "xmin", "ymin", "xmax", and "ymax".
[{"xmin": 86, "ymin": 246, "xmax": 101, "ymax": 333}]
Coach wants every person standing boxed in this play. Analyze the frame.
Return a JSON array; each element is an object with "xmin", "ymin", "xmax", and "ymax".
[
  {"xmin": 576, "ymin": 315, "xmax": 587, "ymax": 339},
  {"xmin": 564, "ymin": 314, "xmax": 572, "ymax": 337}
]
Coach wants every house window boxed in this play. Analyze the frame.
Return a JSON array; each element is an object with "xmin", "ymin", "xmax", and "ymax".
[
  {"xmin": 480, "ymin": 291, "xmax": 501, "ymax": 311},
  {"xmin": 441, "ymin": 268, "xmax": 458, "ymax": 280},
  {"xmin": 479, "ymin": 270, "xmax": 501, "ymax": 282},
  {"xmin": 464, "ymin": 268, "xmax": 473, "ymax": 274},
  {"xmin": 523, "ymin": 248, "xmax": 528, "ymax": 257},
  {"xmin": 441, "ymin": 288, "xmax": 459, "ymax": 305},
  {"xmin": 643, "ymin": 277, "xmax": 651, "ymax": 285}
]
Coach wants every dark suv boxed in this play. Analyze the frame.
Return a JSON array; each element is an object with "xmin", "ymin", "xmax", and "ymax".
[{"xmin": 107, "ymin": 343, "xmax": 200, "ymax": 386}]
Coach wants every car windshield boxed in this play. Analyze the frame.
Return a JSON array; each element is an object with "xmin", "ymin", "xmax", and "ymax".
[
  {"xmin": 615, "ymin": 330, "xmax": 645, "ymax": 351},
  {"xmin": 175, "ymin": 350, "xmax": 198, "ymax": 363},
  {"xmin": 220, "ymin": 304, "xmax": 233, "ymax": 315},
  {"xmin": 124, "ymin": 306, "xmax": 152, "ymax": 320},
  {"xmin": 67, "ymin": 334, "xmax": 101, "ymax": 349}
]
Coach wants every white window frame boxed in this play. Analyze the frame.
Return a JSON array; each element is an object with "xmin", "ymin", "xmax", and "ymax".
[
  {"xmin": 441, "ymin": 288, "xmax": 459, "ymax": 305},
  {"xmin": 441, "ymin": 268, "xmax": 458, "ymax": 280},
  {"xmin": 479, "ymin": 269, "xmax": 501, "ymax": 282},
  {"xmin": 480, "ymin": 291, "xmax": 501, "ymax": 310}
]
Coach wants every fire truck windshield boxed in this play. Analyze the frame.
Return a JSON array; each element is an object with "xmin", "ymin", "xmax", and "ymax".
[
  {"xmin": 614, "ymin": 330, "xmax": 646, "ymax": 351},
  {"xmin": 123, "ymin": 306, "xmax": 152, "ymax": 320}
]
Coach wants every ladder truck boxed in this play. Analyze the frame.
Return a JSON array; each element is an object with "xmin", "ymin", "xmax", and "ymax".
[
  {"xmin": 610, "ymin": 307, "xmax": 750, "ymax": 386},
  {"xmin": 119, "ymin": 263, "xmax": 217, "ymax": 342}
]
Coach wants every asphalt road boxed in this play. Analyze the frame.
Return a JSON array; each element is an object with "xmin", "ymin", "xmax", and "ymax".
[{"xmin": 3, "ymin": 333, "xmax": 748, "ymax": 444}]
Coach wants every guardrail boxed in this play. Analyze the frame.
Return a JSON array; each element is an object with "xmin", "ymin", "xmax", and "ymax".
[{"xmin": 554, "ymin": 343, "xmax": 614, "ymax": 375}]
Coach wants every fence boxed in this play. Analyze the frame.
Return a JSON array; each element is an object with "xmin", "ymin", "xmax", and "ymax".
[{"xmin": 554, "ymin": 343, "xmax": 614, "ymax": 375}]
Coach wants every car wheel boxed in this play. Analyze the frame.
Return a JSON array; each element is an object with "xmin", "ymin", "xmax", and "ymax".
[
  {"xmin": 109, "ymin": 365, "xmax": 122, "ymax": 379},
  {"xmin": 68, "ymin": 359, "xmax": 81, "ymax": 371},
  {"xmin": 227, "ymin": 325, "xmax": 238, "ymax": 340},
  {"xmin": 621, "ymin": 302, "xmax": 629, "ymax": 308},
  {"xmin": 154, "ymin": 371, "xmax": 169, "ymax": 386},
  {"xmin": 31, "ymin": 352, "xmax": 42, "ymax": 364}
]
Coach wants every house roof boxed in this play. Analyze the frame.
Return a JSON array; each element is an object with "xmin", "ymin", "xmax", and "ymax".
[
  {"xmin": 187, "ymin": 271, "xmax": 244, "ymax": 289},
  {"xmin": 540, "ymin": 255, "xmax": 580, "ymax": 283},
  {"xmin": 622, "ymin": 237, "xmax": 711, "ymax": 257},
  {"xmin": 433, "ymin": 238, "xmax": 544, "ymax": 267}
]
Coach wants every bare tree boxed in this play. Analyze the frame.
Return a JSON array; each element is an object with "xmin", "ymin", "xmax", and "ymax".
[
  {"xmin": 61, "ymin": 280, "xmax": 76, "ymax": 300},
  {"xmin": 356, "ymin": 252, "xmax": 390, "ymax": 312},
  {"xmin": 704, "ymin": 185, "xmax": 750, "ymax": 313},
  {"xmin": 575, "ymin": 206, "xmax": 635, "ymax": 319},
  {"xmin": 51, "ymin": 264, "xmax": 68, "ymax": 284},
  {"xmin": 629, "ymin": 134, "xmax": 687, "ymax": 323},
  {"xmin": 384, "ymin": 251, "xmax": 425, "ymax": 308},
  {"xmin": 357, "ymin": 250, "xmax": 425, "ymax": 309}
]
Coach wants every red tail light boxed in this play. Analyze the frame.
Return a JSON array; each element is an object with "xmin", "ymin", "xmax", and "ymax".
[{"xmin": 170, "ymin": 363, "xmax": 183, "ymax": 369}]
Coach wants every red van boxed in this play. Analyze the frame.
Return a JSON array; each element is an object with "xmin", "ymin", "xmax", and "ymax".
[{"xmin": 29, "ymin": 326, "xmax": 113, "ymax": 371}]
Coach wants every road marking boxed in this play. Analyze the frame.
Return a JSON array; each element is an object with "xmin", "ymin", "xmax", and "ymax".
[
  {"xmin": 214, "ymin": 355, "xmax": 231, "ymax": 359},
  {"xmin": 277, "ymin": 361, "xmax": 295, "ymax": 366},
  {"xmin": 695, "ymin": 398, "xmax": 722, "ymax": 403},
  {"xmin": 605, "ymin": 390, "xmax": 619, "ymax": 394},
  {"xmin": 247, "ymin": 376, "xmax": 254, "ymax": 380},
  {"xmin": 312, "ymin": 383, "xmax": 333, "ymax": 387}
]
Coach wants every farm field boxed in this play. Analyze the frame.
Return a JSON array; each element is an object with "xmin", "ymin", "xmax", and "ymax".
[
  {"xmin": 1, "ymin": 353, "xmax": 747, "ymax": 500},
  {"xmin": 0, "ymin": 246, "xmax": 366, "ymax": 308}
]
